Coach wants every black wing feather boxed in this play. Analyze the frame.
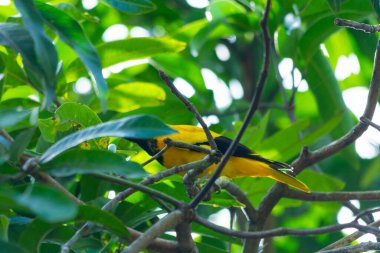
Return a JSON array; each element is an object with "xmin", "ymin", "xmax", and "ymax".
[{"xmin": 197, "ymin": 136, "xmax": 293, "ymax": 174}]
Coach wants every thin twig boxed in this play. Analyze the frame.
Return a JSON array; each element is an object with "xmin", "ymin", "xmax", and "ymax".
[
  {"xmin": 344, "ymin": 202, "xmax": 374, "ymax": 225},
  {"xmin": 319, "ymin": 218, "xmax": 380, "ymax": 251},
  {"xmin": 335, "ymin": 18, "xmax": 380, "ymax": 33},
  {"xmin": 189, "ymin": 0, "xmax": 272, "ymax": 208},
  {"xmin": 284, "ymin": 189, "xmax": 380, "ymax": 202},
  {"xmin": 164, "ymin": 138, "xmax": 212, "ymax": 154},
  {"xmin": 194, "ymin": 216, "xmax": 380, "ymax": 239},
  {"xmin": 142, "ymin": 145, "xmax": 170, "ymax": 166},
  {"xmin": 91, "ymin": 173, "xmax": 183, "ymax": 208},
  {"xmin": 353, "ymin": 207, "xmax": 380, "ymax": 223},
  {"xmin": 361, "ymin": 116, "xmax": 380, "ymax": 131},
  {"xmin": 122, "ymin": 210, "xmax": 185, "ymax": 253},
  {"xmin": 319, "ymin": 242, "xmax": 380, "ymax": 253},
  {"xmin": 159, "ymin": 70, "xmax": 218, "ymax": 151}
]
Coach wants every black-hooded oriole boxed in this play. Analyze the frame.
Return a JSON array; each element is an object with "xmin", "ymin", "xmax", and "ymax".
[{"xmin": 130, "ymin": 125, "xmax": 310, "ymax": 193}]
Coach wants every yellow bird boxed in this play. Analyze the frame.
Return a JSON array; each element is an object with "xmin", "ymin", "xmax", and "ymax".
[{"xmin": 130, "ymin": 125, "xmax": 310, "ymax": 193}]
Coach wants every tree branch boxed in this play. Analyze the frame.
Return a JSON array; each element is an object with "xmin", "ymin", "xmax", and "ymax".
[
  {"xmin": 194, "ymin": 216, "xmax": 380, "ymax": 239},
  {"xmin": 122, "ymin": 210, "xmax": 185, "ymax": 253},
  {"xmin": 159, "ymin": 70, "xmax": 218, "ymax": 151},
  {"xmin": 255, "ymin": 37, "xmax": 380, "ymax": 237},
  {"xmin": 189, "ymin": 0, "xmax": 272, "ymax": 208},
  {"xmin": 61, "ymin": 156, "xmax": 214, "ymax": 251},
  {"xmin": 361, "ymin": 116, "xmax": 380, "ymax": 131},
  {"xmin": 91, "ymin": 173, "xmax": 183, "ymax": 208},
  {"xmin": 283, "ymin": 189, "xmax": 380, "ymax": 202},
  {"xmin": 335, "ymin": 18, "xmax": 380, "ymax": 33},
  {"xmin": 319, "ymin": 242, "xmax": 380, "ymax": 253}
]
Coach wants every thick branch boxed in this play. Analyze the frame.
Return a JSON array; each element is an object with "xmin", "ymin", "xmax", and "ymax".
[
  {"xmin": 361, "ymin": 116, "xmax": 380, "ymax": 131},
  {"xmin": 122, "ymin": 210, "xmax": 185, "ymax": 253},
  {"xmin": 175, "ymin": 222, "xmax": 198, "ymax": 253},
  {"xmin": 128, "ymin": 227, "xmax": 177, "ymax": 252}
]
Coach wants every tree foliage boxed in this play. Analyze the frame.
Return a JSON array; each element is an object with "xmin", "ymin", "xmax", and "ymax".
[{"xmin": 0, "ymin": 0, "xmax": 380, "ymax": 252}]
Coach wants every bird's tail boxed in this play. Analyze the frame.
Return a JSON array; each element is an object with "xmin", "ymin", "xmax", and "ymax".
[
  {"xmin": 242, "ymin": 154, "xmax": 310, "ymax": 192},
  {"xmin": 264, "ymin": 167, "xmax": 310, "ymax": 192}
]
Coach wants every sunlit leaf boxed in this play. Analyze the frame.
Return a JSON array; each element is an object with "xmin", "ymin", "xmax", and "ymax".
[
  {"xmin": 35, "ymin": 1, "xmax": 108, "ymax": 110},
  {"xmin": 14, "ymin": 0, "xmax": 58, "ymax": 107},
  {"xmin": 105, "ymin": 82, "xmax": 166, "ymax": 113},
  {"xmin": 0, "ymin": 23, "xmax": 48, "ymax": 102},
  {"xmin": 151, "ymin": 53, "xmax": 207, "ymax": 93},
  {"xmin": 56, "ymin": 102, "xmax": 102, "ymax": 127},
  {"xmin": 208, "ymin": 0, "xmax": 246, "ymax": 20},
  {"xmin": 66, "ymin": 38, "xmax": 186, "ymax": 82}
]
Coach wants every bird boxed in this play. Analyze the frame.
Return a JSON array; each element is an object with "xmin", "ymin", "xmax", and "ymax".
[{"xmin": 129, "ymin": 125, "xmax": 310, "ymax": 193}]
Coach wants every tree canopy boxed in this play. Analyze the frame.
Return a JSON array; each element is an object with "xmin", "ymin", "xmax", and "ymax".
[{"xmin": 1, "ymin": 0, "xmax": 380, "ymax": 252}]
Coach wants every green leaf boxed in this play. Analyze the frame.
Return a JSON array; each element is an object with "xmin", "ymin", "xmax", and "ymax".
[
  {"xmin": 14, "ymin": 0, "xmax": 58, "ymax": 107},
  {"xmin": 298, "ymin": 170, "xmax": 345, "ymax": 192},
  {"xmin": 208, "ymin": 0, "xmax": 246, "ymax": 20},
  {"xmin": 9, "ymin": 127, "xmax": 36, "ymax": 162},
  {"xmin": 1, "ymin": 85, "xmax": 39, "ymax": 101},
  {"xmin": 0, "ymin": 135, "xmax": 11, "ymax": 165},
  {"xmin": 66, "ymin": 38, "xmax": 186, "ymax": 83},
  {"xmin": 0, "ymin": 51, "xmax": 28, "ymax": 89},
  {"xmin": 38, "ymin": 118, "xmax": 57, "ymax": 143},
  {"xmin": 268, "ymin": 114, "xmax": 342, "ymax": 162},
  {"xmin": 327, "ymin": 0, "xmax": 342, "ymax": 13},
  {"xmin": 0, "ymin": 215, "xmax": 9, "ymax": 241},
  {"xmin": 105, "ymin": 82, "xmax": 166, "ymax": 113},
  {"xmin": 15, "ymin": 184, "xmax": 78, "ymax": 222},
  {"xmin": 35, "ymin": 1, "xmax": 108, "ymax": 110},
  {"xmin": 101, "ymin": 0, "xmax": 156, "ymax": 14},
  {"xmin": 56, "ymin": 102, "xmax": 102, "ymax": 127},
  {"xmin": 41, "ymin": 149, "xmax": 147, "ymax": 178},
  {"xmin": 0, "ymin": 107, "xmax": 36, "ymax": 129},
  {"xmin": 0, "ymin": 241, "xmax": 27, "ymax": 253},
  {"xmin": 40, "ymin": 115, "xmax": 176, "ymax": 163},
  {"xmin": 0, "ymin": 23, "xmax": 48, "ymax": 100},
  {"xmin": 360, "ymin": 155, "xmax": 380, "ymax": 188},
  {"xmin": 256, "ymin": 119, "xmax": 310, "ymax": 160},
  {"xmin": 77, "ymin": 205, "xmax": 129, "ymax": 238},
  {"xmin": 371, "ymin": 0, "xmax": 380, "ymax": 17},
  {"xmin": 18, "ymin": 219, "xmax": 54, "ymax": 253}
]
